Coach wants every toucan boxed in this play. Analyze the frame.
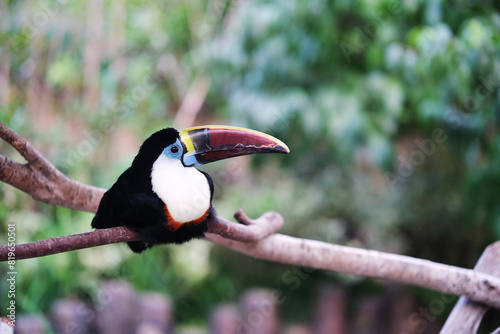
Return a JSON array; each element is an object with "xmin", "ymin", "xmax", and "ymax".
[{"xmin": 91, "ymin": 125, "xmax": 289, "ymax": 253}]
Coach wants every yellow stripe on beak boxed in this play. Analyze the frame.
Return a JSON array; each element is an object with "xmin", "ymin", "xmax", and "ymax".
[{"xmin": 179, "ymin": 129, "xmax": 196, "ymax": 155}]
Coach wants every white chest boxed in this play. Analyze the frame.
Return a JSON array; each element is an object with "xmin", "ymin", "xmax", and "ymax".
[{"xmin": 151, "ymin": 155, "xmax": 211, "ymax": 223}]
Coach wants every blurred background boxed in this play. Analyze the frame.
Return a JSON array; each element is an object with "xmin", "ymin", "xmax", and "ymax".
[{"xmin": 1, "ymin": 0, "xmax": 500, "ymax": 333}]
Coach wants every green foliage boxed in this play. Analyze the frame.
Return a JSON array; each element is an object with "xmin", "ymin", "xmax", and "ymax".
[{"xmin": 202, "ymin": 0, "xmax": 500, "ymax": 255}]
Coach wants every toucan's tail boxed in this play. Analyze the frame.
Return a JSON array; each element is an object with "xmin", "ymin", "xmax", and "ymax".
[
  {"xmin": 127, "ymin": 241, "xmax": 147, "ymax": 253},
  {"xmin": 91, "ymin": 189, "xmax": 121, "ymax": 229}
]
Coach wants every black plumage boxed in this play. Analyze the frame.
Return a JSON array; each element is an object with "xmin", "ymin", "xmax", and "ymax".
[{"xmin": 91, "ymin": 128, "xmax": 214, "ymax": 253}]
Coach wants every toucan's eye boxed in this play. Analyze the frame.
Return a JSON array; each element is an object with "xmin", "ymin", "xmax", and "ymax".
[{"xmin": 164, "ymin": 140, "xmax": 183, "ymax": 160}]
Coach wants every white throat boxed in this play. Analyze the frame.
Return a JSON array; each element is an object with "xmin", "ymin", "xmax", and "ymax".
[{"xmin": 151, "ymin": 154, "xmax": 211, "ymax": 223}]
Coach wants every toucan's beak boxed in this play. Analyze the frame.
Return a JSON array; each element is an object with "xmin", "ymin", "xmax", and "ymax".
[{"xmin": 179, "ymin": 125, "xmax": 290, "ymax": 167}]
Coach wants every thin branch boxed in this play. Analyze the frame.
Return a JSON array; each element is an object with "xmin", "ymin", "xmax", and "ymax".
[
  {"xmin": 208, "ymin": 210, "xmax": 284, "ymax": 242},
  {"xmin": 0, "ymin": 227, "xmax": 138, "ymax": 260},
  {"xmin": 0, "ymin": 211, "xmax": 284, "ymax": 261},
  {"xmin": 0, "ymin": 121, "xmax": 43, "ymax": 164},
  {"xmin": 1, "ymin": 123, "xmax": 500, "ymax": 310},
  {"xmin": 0, "ymin": 210, "xmax": 283, "ymax": 260}
]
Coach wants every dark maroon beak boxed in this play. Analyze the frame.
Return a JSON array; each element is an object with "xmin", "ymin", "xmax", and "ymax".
[{"xmin": 179, "ymin": 125, "xmax": 290, "ymax": 166}]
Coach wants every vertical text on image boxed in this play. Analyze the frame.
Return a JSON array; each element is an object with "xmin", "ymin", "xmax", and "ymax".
[{"xmin": 6, "ymin": 222, "xmax": 17, "ymax": 327}]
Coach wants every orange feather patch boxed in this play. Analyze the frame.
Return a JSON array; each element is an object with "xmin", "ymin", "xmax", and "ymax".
[{"xmin": 164, "ymin": 205, "xmax": 210, "ymax": 231}]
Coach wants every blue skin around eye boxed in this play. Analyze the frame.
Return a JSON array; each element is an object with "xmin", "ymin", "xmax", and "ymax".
[
  {"xmin": 164, "ymin": 139, "xmax": 202, "ymax": 167},
  {"xmin": 163, "ymin": 139, "xmax": 183, "ymax": 160}
]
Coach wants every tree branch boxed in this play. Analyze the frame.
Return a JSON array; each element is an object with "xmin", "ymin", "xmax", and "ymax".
[
  {"xmin": 0, "ymin": 227, "xmax": 138, "ymax": 260},
  {"xmin": 2, "ymin": 213, "xmax": 500, "ymax": 309},
  {"xmin": 208, "ymin": 210, "xmax": 284, "ymax": 242},
  {"xmin": 0, "ymin": 212, "xmax": 284, "ymax": 261},
  {"xmin": 1, "ymin": 122, "xmax": 500, "ymax": 310},
  {"xmin": 441, "ymin": 242, "xmax": 500, "ymax": 333},
  {"xmin": 0, "ymin": 122, "xmax": 105, "ymax": 212},
  {"xmin": 204, "ymin": 233, "xmax": 500, "ymax": 309}
]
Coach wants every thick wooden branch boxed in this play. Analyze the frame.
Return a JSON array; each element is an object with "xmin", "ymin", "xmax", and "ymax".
[
  {"xmin": 204, "ymin": 233, "xmax": 500, "ymax": 309},
  {"xmin": 0, "ymin": 122, "xmax": 105, "ymax": 212},
  {"xmin": 1, "ymin": 122, "xmax": 500, "ymax": 310},
  {"xmin": 441, "ymin": 242, "xmax": 500, "ymax": 333}
]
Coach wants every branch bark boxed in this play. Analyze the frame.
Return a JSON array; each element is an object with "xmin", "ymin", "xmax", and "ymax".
[
  {"xmin": 440, "ymin": 242, "xmax": 500, "ymax": 333},
  {"xmin": 0, "ymin": 122, "xmax": 105, "ymax": 212},
  {"xmin": 1, "ymin": 121, "xmax": 500, "ymax": 310},
  {"xmin": 209, "ymin": 210, "xmax": 284, "ymax": 242},
  {"xmin": 0, "ymin": 227, "xmax": 138, "ymax": 260},
  {"xmin": 204, "ymin": 233, "xmax": 500, "ymax": 308},
  {"xmin": 0, "ymin": 212, "xmax": 283, "ymax": 260}
]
